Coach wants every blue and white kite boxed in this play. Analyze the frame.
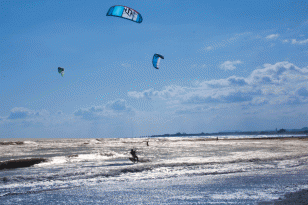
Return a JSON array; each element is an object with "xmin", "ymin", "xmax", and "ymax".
[
  {"xmin": 152, "ymin": 54, "xmax": 164, "ymax": 69},
  {"xmin": 106, "ymin": 5, "xmax": 143, "ymax": 23}
]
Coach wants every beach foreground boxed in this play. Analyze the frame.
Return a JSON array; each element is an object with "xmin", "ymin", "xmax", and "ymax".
[{"xmin": 1, "ymin": 135, "xmax": 308, "ymax": 204}]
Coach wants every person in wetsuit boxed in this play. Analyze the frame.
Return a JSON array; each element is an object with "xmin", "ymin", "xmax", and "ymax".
[{"xmin": 130, "ymin": 149, "xmax": 138, "ymax": 163}]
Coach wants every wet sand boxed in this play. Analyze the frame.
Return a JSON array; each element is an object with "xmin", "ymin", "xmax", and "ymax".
[{"xmin": 259, "ymin": 189, "xmax": 308, "ymax": 204}]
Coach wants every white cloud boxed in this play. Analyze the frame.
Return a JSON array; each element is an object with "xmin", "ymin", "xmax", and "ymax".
[
  {"xmin": 106, "ymin": 99, "xmax": 134, "ymax": 113},
  {"xmin": 248, "ymin": 61, "xmax": 308, "ymax": 85},
  {"xmin": 266, "ymin": 34, "xmax": 279, "ymax": 39},
  {"xmin": 219, "ymin": 60, "xmax": 243, "ymax": 71},
  {"xmin": 291, "ymin": 38, "xmax": 308, "ymax": 45},
  {"xmin": 74, "ymin": 106, "xmax": 105, "ymax": 120},
  {"xmin": 7, "ymin": 107, "xmax": 49, "ymax": 120},
  {"xmin": 0, "ymin": 108, "xmax": 80, "ymax": 132},
  {"xmin": 128, "ymin": 61, "xmax": 308, "ymax": 115},
  {"xmin": 2, "ymin": 61, "xmax": 308, "ymax": 137},
  {"xmin": 74, "ymin": 99, "xmax": 135, "ymax": 120},
  {"xmin": 128, "ymin": 86, "xmax": 186, "ymax": 101},
  {"xmin": 201, "ymin": 76, "xmax": 247, "ymax": 88},
  {"xmin": 128, "ymin": 89, "xmax": 158, "ymax": 100},
  {"xmin": 121, "ymin": 63, "xmax": 131, "ymax": 68},
  {"xmin": 204, "ymin": 46, "xmax": 213, "ymax": 51}
]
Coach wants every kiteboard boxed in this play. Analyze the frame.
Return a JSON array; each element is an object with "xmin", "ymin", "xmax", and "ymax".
[
  {"xmin": 129, "ymin": 157, "xmax": 151, "ymax": 163},
  {"xmin": 129, "ymin": 157, "xmax": 137, "ymax": 163}
]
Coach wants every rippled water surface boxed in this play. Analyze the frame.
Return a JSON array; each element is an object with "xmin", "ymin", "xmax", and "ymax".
[{"xmin": 1, "ymin": 135, "xmax": 308, "ymax": 204}]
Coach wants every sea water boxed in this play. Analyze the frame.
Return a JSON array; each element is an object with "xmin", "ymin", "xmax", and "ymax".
[{"xmin": 1, "ymin": 135, "xmax": 308, "ymax": 204}]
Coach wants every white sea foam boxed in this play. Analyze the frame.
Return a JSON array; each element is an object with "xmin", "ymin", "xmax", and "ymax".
[{"xmin": 23, "ymin": 141, "xmax": 38, "ymax": 145}]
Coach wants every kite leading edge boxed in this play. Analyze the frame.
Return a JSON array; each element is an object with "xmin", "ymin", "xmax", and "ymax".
[{"xmin": 106, "ymin": 5, "xmax": 143, "ymax": 23}]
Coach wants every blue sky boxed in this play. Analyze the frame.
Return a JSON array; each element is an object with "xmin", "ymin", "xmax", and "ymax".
[{"xmin": 1, "ymin": 0, "xmax": 308, "ymax": 138}]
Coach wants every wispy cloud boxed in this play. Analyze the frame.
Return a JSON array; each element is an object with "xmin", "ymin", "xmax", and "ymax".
[
  {"xmin": 0, "ymin": 107, "xmax": 77, "ymax": 130},
  {"xmin": 128, "ymin": 89, "xmax": 158, "ymax": 100},
  {"xmin": 266, "ymin": 34, "xmax": 279, "ymax": 39},
  {"xmin": 204, "ymin": 46, "xmax": 213, "ymax": 51},
  {"xmin": 198, "ymin": 32, "xmax": 252, "ymax": 54},
  {"xmin": 74, "ymin": 99, "xmax": 135, "ymax": 121},
  {"xmin": 203, "ymin": 76, "xmax": 248, "ymax": 88},
  {"xmin": 128, "ymin": 85, "xmax": 186, "ymax": 101},
  {"xmin": 291, "ymin": 38, "xmax": 308, "ymax": 45},
  {"xmin": 121, "ymin": 63, "xmax": 131, "ymax": 68},
  {"xmin": 219, "ymin": 60, "xmax": 243, "ymax": 71}
]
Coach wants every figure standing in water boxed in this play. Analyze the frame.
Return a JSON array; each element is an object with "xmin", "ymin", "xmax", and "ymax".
[{"xmin": 130, "ymin": 149, "xmax": 138, "ymax": 163}]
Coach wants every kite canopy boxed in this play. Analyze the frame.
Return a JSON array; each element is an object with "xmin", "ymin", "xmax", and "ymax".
[
  {"xmin": 106, "ymin": 5, "xmax": 143, "ymax": 23},
  {"xmin": 58, "ymin": 67, "xmax": 64, "ymax": 77},
  {"xmin": 152, "ymin": 54, "xmax": 164, "ymax": 69}
]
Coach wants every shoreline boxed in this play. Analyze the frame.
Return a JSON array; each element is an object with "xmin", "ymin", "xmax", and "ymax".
[
  {"xmin": 149, "ymin": 132, "xmax": 308, "ymax": 138},
  {"xmin": 1, "ymin": 135, "xmax": 308, "ymax": 144}
]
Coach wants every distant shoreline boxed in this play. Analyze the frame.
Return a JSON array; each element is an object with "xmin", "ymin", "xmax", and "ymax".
[
  {"xmin": 148, "ymin": 136, "xmax": 308, "ymax": 141},
  {"xmin": 1, "ymin": 135, "xmax": 308, "ymax": 142},
  {"xmin": 148, "ymin": 130, "xmax": 308, "ymax": 138},
  {"xmin": 1, "ymin": 130, "xmax": 307, "ymax": 140}
]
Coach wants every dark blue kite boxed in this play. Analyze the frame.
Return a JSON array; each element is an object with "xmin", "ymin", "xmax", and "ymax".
[{"xmin": 152, "ymin": 54, "xmax": 164, "ymax": 69}]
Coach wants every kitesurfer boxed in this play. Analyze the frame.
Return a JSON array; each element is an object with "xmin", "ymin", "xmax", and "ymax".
[{"xmin": 130, "ymin": 149, "xmax": 138, "ymax": 163}]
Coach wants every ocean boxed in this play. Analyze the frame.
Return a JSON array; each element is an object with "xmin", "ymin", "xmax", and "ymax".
[{"xmin": 1, "ymin": 135, "xmax": 308, "ymax": 204}]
